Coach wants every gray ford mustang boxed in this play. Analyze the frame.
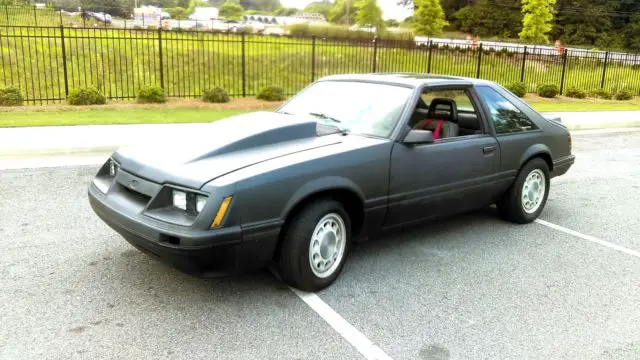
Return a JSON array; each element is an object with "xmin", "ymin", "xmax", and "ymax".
[{"xmin": 88, "ymin": 73, "xmax": 575, "ymax": 291}]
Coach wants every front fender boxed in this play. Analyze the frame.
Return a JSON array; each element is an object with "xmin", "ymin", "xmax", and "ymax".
[{"xmin": 280, "ymin": 176, "xmax": 365, "ymax": 220}]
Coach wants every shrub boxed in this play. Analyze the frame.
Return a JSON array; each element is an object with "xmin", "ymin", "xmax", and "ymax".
[
  {"xmin": 537, "ymin": 83, "xmax": 559, "ymax": 98},
  {"xmin": 589, "ymin": 88, "xmax": 612, "ymax": 100},
  {"xmin": 67, "ymin": 87, "xmax": 106, "ymax": 105},
  {"xmin": 614, "ymin": 88, "xmax": 634, "ymax": 101},
  {"xmin": 377, "ymin": 29, "xmax": 415, "ymax": 42},
  {"xmin": 164, "ymin": 7, "xmax": 188, "ymax": 20},
  {"xmin": 505, "ymin": 82, "xmax": 527, "ymax": 98},
  {"xmin": 137, "ymin": 85, "xmax": 166, "ymax": 104},
  {"xmin": 288, "ymin": 23, "xmax": 415, "ymax": 42},
  {"xmin": 257, "ymin": 85, "xmax": 285, "ymax": 101},
  {"xmin": 565, "ymin": 87, "xmax": 587, "ymax": 99},
  {"xmin": 0, "ymin": 86, "xmax": 24, "ymax": 106},
  {"xmin": 202, "ymin": 87, "xmax": 230, "ymax": 103}
]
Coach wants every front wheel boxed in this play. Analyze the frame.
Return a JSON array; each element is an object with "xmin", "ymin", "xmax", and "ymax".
[
  {"xmin": 277, "ymin": 199, "xmax": 351, "ymax": 292},
  {"xmin": 497, "ymin": 158, "xmax": 550, "ymax": 224}
]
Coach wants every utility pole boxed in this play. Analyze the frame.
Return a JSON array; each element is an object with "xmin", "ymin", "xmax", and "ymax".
[{"xmin": 346, "ymin": 0, "xmax": 351, "ymax": 25}]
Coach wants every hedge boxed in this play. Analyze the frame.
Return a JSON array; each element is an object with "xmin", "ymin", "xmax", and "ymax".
[
  {"xmin": 257, "ymin": 85, "xmax": 285, "ymax": 101},
  {"xmin": 537, "ymin": 84, "xmax": 559, "ymax": 98},
  {"xmin": 67, "ymin": 87, "xmax": 106, "ymax": 105},
  {"xmin": 0, "ymin": 86, "xmax": 24, "ymax": 106},
  {"xmin": 137, "ymin": 86, "xmax": 167, "ymax": 104},
  {"xmin": 202, "ymin": 87, "xmax": 230, "ymax": 103}
]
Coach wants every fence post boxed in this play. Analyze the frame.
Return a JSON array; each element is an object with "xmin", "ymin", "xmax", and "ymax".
[
  {"xmin": 559, "ymin": 49, "xmax": 568, "ymax": 95},
  {"xmin": 372, "ymin": 35, "xmax": 378, "ymax": 73},
  {"xmin": 241, "ymin": 31, "xmax": 246, "ymax": 97},
  {"xmin": 476, "ymin": 43, "xmax": 483, "ymax": 78},
  {"xmin": 59, "ymin": 9, "xmax": 63, "ymax": 25},
  {"xmin": 158, "ymin": 27, "xmax": 164, "ymax": 91},
  {"xmin": 600, "ymin": 51, "xmax": 609, "ymax": 89},
  {"xmin": 59, "ymin": 25, "xmax": 69, "ymax": 97},
  {"xmin": 33, "ymin": 5, "xmax": 37, "ymax": 25},
  {"xmin": 520, "ymin": 46, "xmax": 527, "ymax": 82},
  {"xmin": 311, "ymin": 36, "xmax": 316, "ymax": 82},
  {"xmin": 427, "ymin": 40, "xmax": 433, "ymax": 73},
  {"xmin": 5, "ymin": 6, "xmax": 9, "ymax": 23}
]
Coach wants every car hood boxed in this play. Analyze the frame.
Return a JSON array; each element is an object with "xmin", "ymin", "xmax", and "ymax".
[{"xmin": 113, "ymin": 111, "xmax": 343, "ymax": 189}]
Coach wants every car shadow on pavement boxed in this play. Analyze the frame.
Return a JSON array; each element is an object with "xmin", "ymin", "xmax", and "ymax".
[
  {"xmin": 351, "ymin": 206, "xmax": 503, "ymax": 254},
  {"xmin": 93, "ymin": 205, "xmax": 533, "ymax": 301},
  {"xmin": 97, "ymin": 245, "xmax": 288, "ymax": 304}
]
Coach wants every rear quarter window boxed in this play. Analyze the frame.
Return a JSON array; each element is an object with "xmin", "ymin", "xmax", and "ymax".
[{"xmin": 476, "ymin": 86, "xmax": 539, "ymax": 134}]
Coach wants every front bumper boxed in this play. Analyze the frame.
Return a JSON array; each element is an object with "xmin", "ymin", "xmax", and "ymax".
[
  {"xmin": 88, "ymin": 184, "xmax": 280, "ymax": 276},
  {"xmin": 552, "ymin": 155, "xmax": 575, "ymax": 178}
]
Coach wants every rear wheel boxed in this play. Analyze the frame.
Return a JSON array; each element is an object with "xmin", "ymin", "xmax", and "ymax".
[
  {"xmin": 497, "ymin": 158, "xmax": 550, "ymax": 224},
  {"xmin": 277, "ymin": 199, "xmax": 351, "ymax": 292}
]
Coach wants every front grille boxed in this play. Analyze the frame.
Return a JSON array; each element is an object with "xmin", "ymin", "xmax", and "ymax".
[{"xmin": 117, "ymin": 183, "xmax": 152, "ymax": 205}]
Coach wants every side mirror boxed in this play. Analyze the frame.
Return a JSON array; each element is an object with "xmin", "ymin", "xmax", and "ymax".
[{"xmin": 403, "ymin": 129, "xmax": 434, "ymax": 145}]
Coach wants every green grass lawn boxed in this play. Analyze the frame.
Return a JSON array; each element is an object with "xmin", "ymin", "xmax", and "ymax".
[
  {"xmin": 0, "ymin": 108, "xmax": 252, "ymax": 127},
  {"xmin": 526, "ymin": 97, "xmax": 640, "ymax": 112},
  {"xmin": 0, "ymin": 97, "xmax": 637, "ymax": 128}
]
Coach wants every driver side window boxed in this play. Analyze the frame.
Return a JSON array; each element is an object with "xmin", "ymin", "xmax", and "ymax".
[{"xmin": 410, "ymin": 88, "xmax": 484, "ymax": 141}]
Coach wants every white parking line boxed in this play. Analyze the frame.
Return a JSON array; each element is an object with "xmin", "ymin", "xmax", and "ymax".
[
  {"xmin": 269, "ymin": 268, "xmax": 393, "ymax": 360},
  {"xmin": 535, "ymin": 219, "xmax": 640, "ymax": 259}
]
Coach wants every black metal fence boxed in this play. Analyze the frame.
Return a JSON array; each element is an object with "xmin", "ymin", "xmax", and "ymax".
[{"xmin": 1, "ymin": 25, "xmax": 639, "ymax": 105}]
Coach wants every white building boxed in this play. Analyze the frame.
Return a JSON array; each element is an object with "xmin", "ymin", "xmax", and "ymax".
[
  {"xmin": 134, "ymin": 6, "xmax": 169, "ymax": 22},
  {"xmin": 189, "ymin": 7, "xmax": 219, "ymax": 21}
]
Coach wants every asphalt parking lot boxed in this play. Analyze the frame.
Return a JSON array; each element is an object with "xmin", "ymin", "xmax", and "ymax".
[{"xmin": 1, "ymin": 129, "xmax": 639, "ymax": 360}]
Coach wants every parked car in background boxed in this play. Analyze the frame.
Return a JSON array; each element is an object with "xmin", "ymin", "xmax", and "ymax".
[
  {"xmin": 211, "ymin": 20, "xmax": 246, "ymax": 32},
  {"xmin": 245, "ymin": 20, "xmax": 266, "ymax": 33},
  {"xmin": 88, "ymin": 73, "xmax": 575, "ymax": 292},
  {"xmin": 263, "ymin": 26, "xmax": 285, "ymax": 36}
]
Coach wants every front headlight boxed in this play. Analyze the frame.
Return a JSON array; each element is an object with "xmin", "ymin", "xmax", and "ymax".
[
  {"xmin": 93, "ymin": 158, "xmax": 119, "ymax": 193},
  {"xmin": 171, "ymin": 189, "xmax": 208, "ymax": 215},
  {"xmin": 196, "ymin": 195, "xmax": 207, "ymax": 213},
  {"xmin": 108, "ymin": 159, "xmax": 118, "ymax": 177}
]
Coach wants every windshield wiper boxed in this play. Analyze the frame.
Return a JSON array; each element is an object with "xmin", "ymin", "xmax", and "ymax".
[{"xmin": 309, "ymin": 112, "xmax": 342, "ymax": 124}]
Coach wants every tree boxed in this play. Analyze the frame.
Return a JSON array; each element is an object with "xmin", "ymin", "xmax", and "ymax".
[
  {"xmin": 413, "ymin": 0, "xmax": 448, "ymax": 36},
  {"xmin": 355, "ymin": 0, "xmax": 384, "ymax": 28},
  {"xmin": 304, "ymin": 1, "xmax": 332, "ymax": 18},
  {"xmin": 165, "ymin": 7, "xmax": 189, "ymax": 19},
  {"xmin": 275, "ymin": 7, "xmax": 297, "ymax": 16},
  {"xmin": 328, "ymin": 0, "xmax": 356, "ymax": 25},
  {"xmin": 626, "ymin": 14, "xmax": 640, "ymax": 51},
  {"xmin": 453, "ymin": 0, "xmax": 521, "ymax": 38},
  {"xmin": 187, "ymin": 0, "xmax": 209, "ymax": 13},
  {"xmin": 385, "ymin": 19, "xmax": 400, "ymax": 27},
  {"xmin": 519, "ymin": 0, "xmax": 556, "ymax": 44},
  {"xmin": 219, "ymin": 0, "xmax": 244, "ymax": 20},
  {"xmin": 253, "ymin": 0, "xmax": 281, "ymax": 12}
]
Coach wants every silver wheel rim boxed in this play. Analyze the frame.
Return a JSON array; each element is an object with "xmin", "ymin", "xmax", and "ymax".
[
  {"xmin": 308, "ymin": 213, "xmax": 347, "ymax": 279},
  {"xmin": 522, "ymin": 169, "xmax": 546, "ymax": 214}
]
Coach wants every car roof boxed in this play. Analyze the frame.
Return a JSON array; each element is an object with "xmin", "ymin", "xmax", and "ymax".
[{"xmin": 316, "ymin": 72, "xmax": 495, "ymax": 88}]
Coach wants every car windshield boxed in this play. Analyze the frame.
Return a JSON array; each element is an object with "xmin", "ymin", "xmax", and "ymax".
[{"xmin": 277, "ymin": 81, "xmax": 413, "ymax": 138}]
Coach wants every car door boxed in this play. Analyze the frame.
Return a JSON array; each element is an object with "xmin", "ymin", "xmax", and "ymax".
[{"xmin": 384, "ymin": 85, "xmax": 503, "ymax": 227}]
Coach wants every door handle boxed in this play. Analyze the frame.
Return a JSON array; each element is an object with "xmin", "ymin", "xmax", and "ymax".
[{"xmin": 483, "ymin": 146, "xmax": 496, "ymax": 154}]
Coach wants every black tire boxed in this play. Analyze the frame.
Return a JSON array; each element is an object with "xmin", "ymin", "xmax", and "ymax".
[
  {"xmin": 277, "ymin": 199, "xmax": 351, "ymax": 292},
  {"xmin": 497, "ymin": 157, "xmax": 550, "ymax": 224}
]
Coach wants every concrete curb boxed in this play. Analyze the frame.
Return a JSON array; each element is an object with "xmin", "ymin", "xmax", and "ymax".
[
  {"xmin": 0, "ymin": 146, "xmax": 120, "ymax": 158},
  {"xmin": 563, "ymin": 121, "xmax": 640, "ymax": 131},
  {"xmin": 0, "ymin": 112, "xmax": 638, "ymax": 158}
]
